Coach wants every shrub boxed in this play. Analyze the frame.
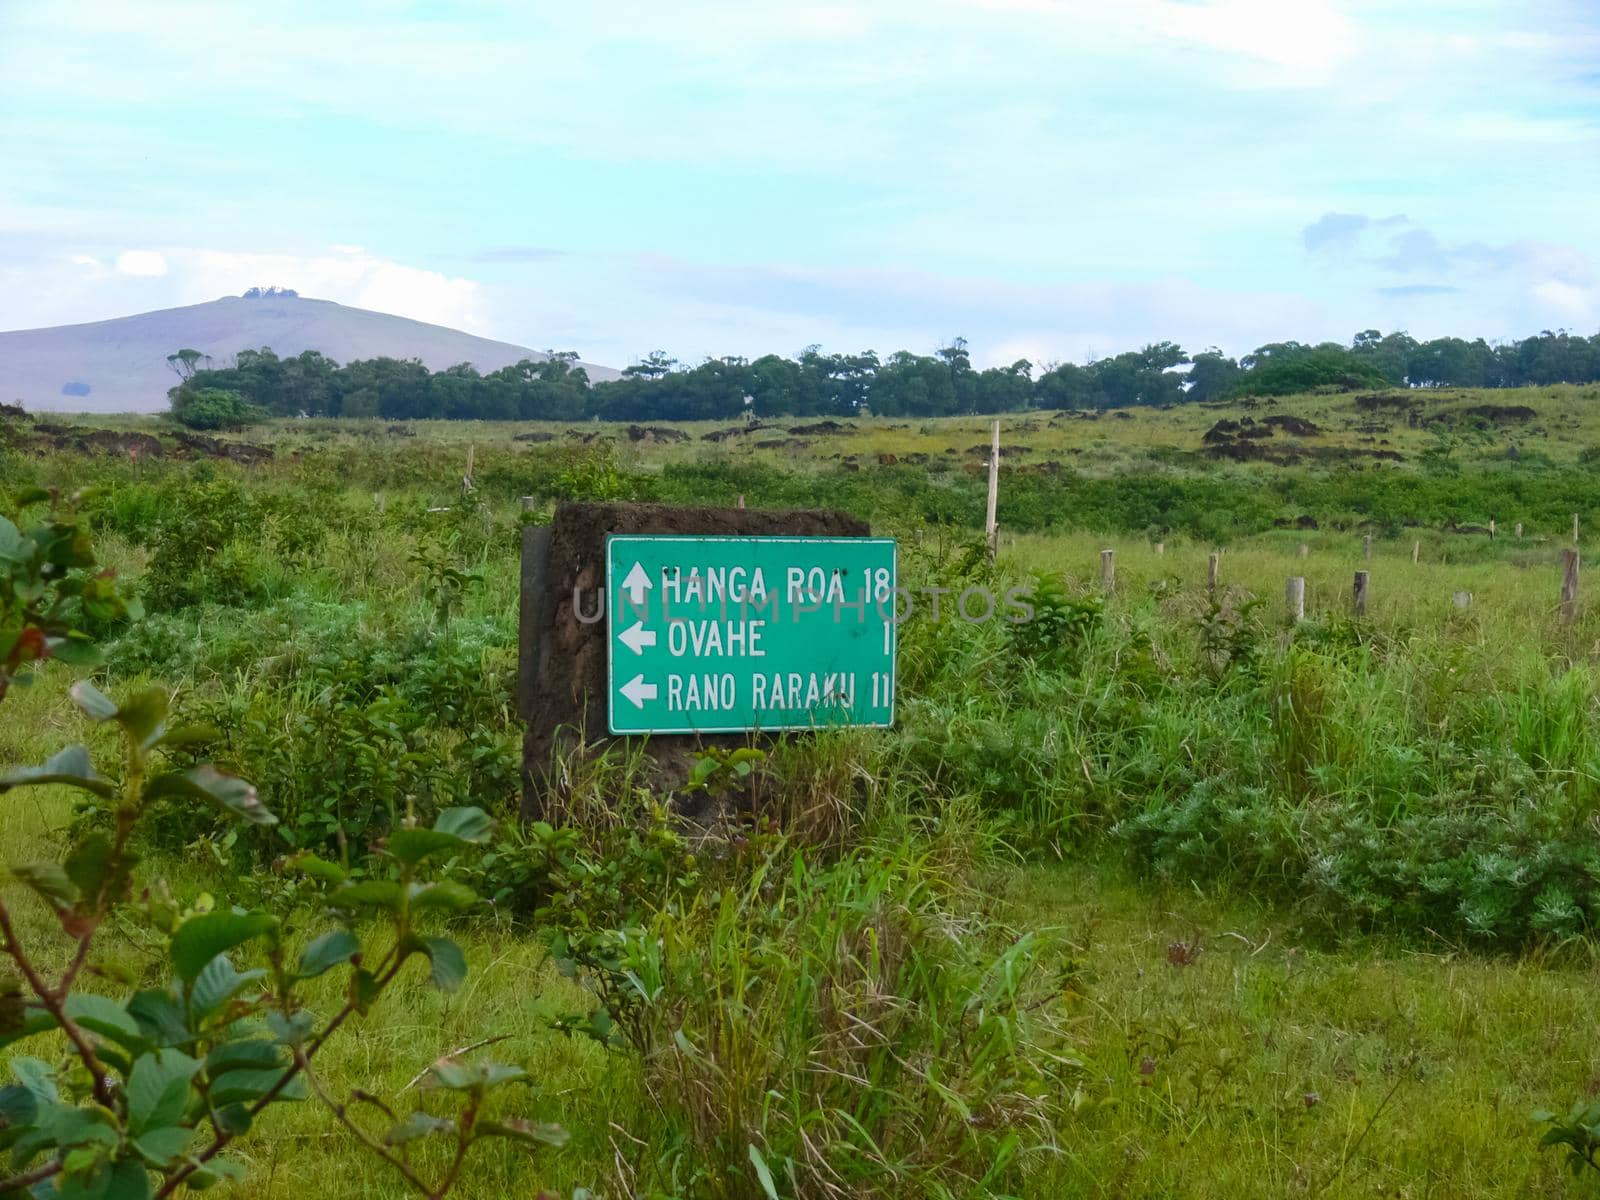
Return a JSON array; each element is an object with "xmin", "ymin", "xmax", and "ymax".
[{"xmin": 169, "ymin": 386, "xmax": 265, "ymax": 431}]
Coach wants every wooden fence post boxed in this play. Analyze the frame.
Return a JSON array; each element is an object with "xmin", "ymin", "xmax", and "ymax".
[
  {"xmin": 1298, "ymin": 543, "xmax": 1309, "ymax": 558},
  {"xmin": 1286, "ymin": 576, "xmax": 1305, "ymax": 623},
  {"xmin": 1353, "ymin": 570, "xmax": 1369, "ymax": 616},
  {"xmin": 1154, "ymin": 541, "xmax": 1164, "ymax": 557},
  {"xmin": 1453, "ymin": 591, "xmax": 1473, "ymax": 609},
  {"xmin": 520, "ymin": 495, "xmax": 534, "ymax": 514},
  {"xmin": 1207, "ymin": 552, "xmax": 1219, "ymax": 594},
  {"xmin": 1489, "ymin": 519, "xmax": 1496, "ymax": 540},
  {"xmin": 1574, "ymin": 513, "xmax": 1581, "ymax": 546},
  {"xmin": 1100, "ymin": 549, "xmax": 1115, "ymax": 590},
  {"xmin": 1411, "ymin": 540, "xmax": 1420, "ymax": 564},
  {"xmin": 985, "ymin": 419, "xmax": 1000, "ymax": 561},
  {"xmin": 463, "ymin": 443, "xmax": 476, "ymax": 493},
  {"xmin": 517, "ymin": 524, "xmax": 552, "ymax": 721},
  {"xmin": 1515, "ymin": 522, "xmax": 1523, "ymax": 539},
  {"xmin": 1362, "ymin": 534, "xmax": 1372, "ymax": 559},
  {"xmin": 736, "ymin": 494, "xmax": 746, "ymax": 509},
  {"xmin": 1561, "ymin": 549, "xmax": 1580, "ymax": 626},
  {"xmin": 374, "ymin": 491, "xmax": 385, "ymax": 515}
]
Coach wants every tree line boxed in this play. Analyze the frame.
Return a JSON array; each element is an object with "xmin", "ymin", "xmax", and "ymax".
[{"xmin": 169, "ymin": 327, "xmax": 1600, "ymax": 423}]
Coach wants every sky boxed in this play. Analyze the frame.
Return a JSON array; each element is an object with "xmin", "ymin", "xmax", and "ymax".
[{"xmin": 1, "ymin": 0, "xmax": 1598, "ymax": 371}]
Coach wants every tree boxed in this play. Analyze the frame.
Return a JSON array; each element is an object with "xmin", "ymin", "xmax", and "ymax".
[
  {"xmin": 165, "ymin": 348, "xmax": 208, "ymax": 380},
  {"xmin": 1185, "ymin": 349, "xmax": 1241, "ymax": 402}
]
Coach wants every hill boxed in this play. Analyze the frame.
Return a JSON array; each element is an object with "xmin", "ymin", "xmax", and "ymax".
[{"xmin": 0, "ymin": 292, "xmax": 620, "ymax": 413}]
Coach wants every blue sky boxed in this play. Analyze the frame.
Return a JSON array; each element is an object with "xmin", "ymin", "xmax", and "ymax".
[{"xmin": 2, "ymin": 0, "xmax": 1597, "ymax": 369}]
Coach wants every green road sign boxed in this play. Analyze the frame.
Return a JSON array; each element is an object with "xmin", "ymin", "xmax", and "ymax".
[{"xmin": 605, "ymin": 534, "xmax": 897, "ymax": 735}]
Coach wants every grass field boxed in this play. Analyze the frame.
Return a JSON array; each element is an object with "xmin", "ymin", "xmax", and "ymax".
[{"xmin": 5, "ymin": 388, "xmax": 1600, "ymax": 1197}]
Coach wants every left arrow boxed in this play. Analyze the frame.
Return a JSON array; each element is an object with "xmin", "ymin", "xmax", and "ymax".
[
  {"xmin": 620, "ymin": 674, "xmax": 658, "ymax": 708},
  {"xmin": 618, "ymin": 620, "xmax": 657, "ymax": 655},
  {"xmin": 621, "ymin": 562, "xmax": 653, "ymax": 607}
]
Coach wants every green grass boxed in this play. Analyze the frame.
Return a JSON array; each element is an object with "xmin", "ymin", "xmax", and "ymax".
[{"xmin": 8, "ymin": 387, "xmax": 1600, "ymax": 1196}]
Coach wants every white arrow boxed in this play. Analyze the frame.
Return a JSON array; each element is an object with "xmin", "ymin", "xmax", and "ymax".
[
  {"xmin": 619, "ymin": 674, "xmax": 658, "ymax": 708},
  {"xmin": 621, "ymin": 562, "xmax": 653, "ymax": 607},
  {"xmin": 617, "ymin": 620, "xmax": 656, "ymax": 655}
]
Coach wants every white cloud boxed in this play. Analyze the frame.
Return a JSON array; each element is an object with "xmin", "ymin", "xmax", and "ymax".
[
  {"xmin": 0, "ymin": 245, "xmax": 493, "ymax": 340},
  {"xmin": 180, "ymin": 247, "xmax": 489, "ymax": 333},
  {"xmin": 115, "ymin": 250, "xmax": 168, "ymax": 277}
]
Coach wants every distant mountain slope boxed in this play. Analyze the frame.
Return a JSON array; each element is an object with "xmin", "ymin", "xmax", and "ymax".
[{"xmin": 0, "ymin": 293, "xmax": 620, "ymax": 413}]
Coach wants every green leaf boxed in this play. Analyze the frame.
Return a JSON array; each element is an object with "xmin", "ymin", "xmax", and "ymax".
[
  {"xmin": 109, "ymin": 688, "xmax": 169, "ymax": 748},
  {"xmin": 0, "ymin": 745, "xmax": 114, "ymax": 798},
  {"xmin": 63, "ymin": 834, "xmax": 117, "ymax": 906},
  {"xmin": 69, "ymin": 680, "xmax": 118, "ymax": 722},
  {"xmin": 183, "ymin": 1157, "xmax": 246, "ymax": 1190},
  {"xmin": 419, "ymin": 936, "xmax": 467, "ymax": 991},
  {"xmin": 386, "ymin": 828, "xmax": 467, "ymax": 867},
  {"xmin": 62, "ymin": 992, "xmax": 148, "ymax": 1053},
  {"xmin": 287, "ymin": 854, "xmax": 346, "ymax": 885},
  {"xmin": 432, "ymin": 807, "xmax": 493, "ymax": 842},
  {"xmin": 9, "ymin": 862, "xmax": 78, "ymax": 912},
  {"xmin": 132, "ymin": 1124, "xmax": 192, "ymax": 1167},
  {"xmin": 208, "ymin": 1066, "xmax": 305, "ymax": 1107},
  {"xmin": 0, "ymin": 1083, "xmax": 37, "ymax": 1129},
  {"xmin": 266, "ymin": 1008, "xmax": 313, "ymax": 1047},
  {"xmin": 407, "ymin": 880, "xmax": 477, "ymax": 913},
  {"xmin": 478, "ymin": 1118, "xmax": 569, "ymax": 1149},
  {"xmin": 213, "ymin": 1103, "xmax": 251, "ymax": 1136},
  {"xmin": 328, "ymin": 881, "xmax": 402, "ymax": 912},
  {"xmin": 748, "ymin": 1143, "xmax": 781, "ymax": 1200},
  {"xmin": 205, "ymin": 1039, "xmax": 284, "ymax": 1076},
  {"xmin": 349, "ymin": 968, "xmax": 383, "ymax": 1015},
  {"xmin": 427, "ymin": 1059, "xmax": 526, "ymax": 1092},
  {"xmin": 189, "ymin": 954, "xmax": 266, "ymax": 1021},
  {"xmin": 103, "ymin": 1156, "xmax": 152, "ymax": 1200},
  {"xmin": 10, "ymin": 1056, "xmax": 58, "ymax": 1104},
  {"xmin": 170, "ymin": 911, "xmax": 278, "ymax": 983},
  {"xmin": 296, "ymin": 929, "xmax": 359, "ymax": 979},
  {"xmin": 0, "ymin": 517, "xmax": 21, "ymax": 561},
  {"xmin": 126, "ymin": 1049, "xmax": 200, "ymax": 1133},
  {"xmin": 125, "ymin": 990, "xmax": 190, "ymax": 1048},
  {"xmin": 384, "ymin": 1112, "xmax": 454, "ymax": 1145},
  {"xmin": 143, "ymin": 767, "xmax": 275, "ymax": 827},
  {"xmin": 151, "ymin": 724, "xmax": 218, "ymax": 751}
]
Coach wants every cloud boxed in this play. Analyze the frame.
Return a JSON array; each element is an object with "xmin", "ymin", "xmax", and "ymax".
[
  {"xmin": 471, "ymin": 246, "xmax": 569, "ymax": 264},
  {"xmin": 1303, "ymin": 212, "xmax": 1408, "ymax": 252},
  {"xmin": 1377, "ymin": 284, "xmax": 1461, "ymax": 297},
  {"xmin": 115, "ymin": 250, "xmax": 167, "ymax": 277}
]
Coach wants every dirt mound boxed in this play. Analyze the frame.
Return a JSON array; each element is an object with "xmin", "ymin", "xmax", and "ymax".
[
  {"xmin": 1353, "ymin": 392, "xmax": 1417, "ymax": 410},
  {"xmin": 77, "ymin": 430, "xmax": 165, "ymax": 458},
  {"xmin": 789, "ymin": 420, "xmax": 849, "ymax": 435},
  {"xmin": 173, "ymin": 432, "xmax": 274, "ymax": 463},
  {"xmin": 627, "ymin": 424, "xmax": 690, "ymax": 443},
  {"xmin": 701, "ymin": 423, "xmax": 767, "ymax": 442},
  {"xmin": 385, "ymin": 424, "xmax": 415, "ymax": 437},
  {"xmin": 1263, "ymin": 414, "xmax": 1322, "ymax": 436},
  {"xmin": 754, "ymin": 438, "xmax": 810, "ymax": 450},
  {"xmin": 512, "ymin": 431, "xmax": 555, "ymax": 443},
  {"xmin": 1461, "ymin": 404, "xmax": 1537, "ymax": 422}
]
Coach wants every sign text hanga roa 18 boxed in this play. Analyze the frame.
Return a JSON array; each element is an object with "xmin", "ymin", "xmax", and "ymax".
[{"xmin": 604, "ymin": 534, "xmax": 897, "ymax": 735}]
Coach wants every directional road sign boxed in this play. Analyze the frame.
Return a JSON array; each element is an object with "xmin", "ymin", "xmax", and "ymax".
[{"xmin": 605, "ymin": 534, "xmax": 897, "ymax": 735}]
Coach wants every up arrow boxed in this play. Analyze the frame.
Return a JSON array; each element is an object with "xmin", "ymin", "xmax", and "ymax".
[
  {"xmin": 620, "ymin": 674, "xmax": 658, "ymax": 708},
  {"xmin": 621, "ymin": 562, "xmax": 653, "ymax": 607},
  {"xmin": 618, "ymin": 620, "xmax": 656, "ymax": 655}
]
